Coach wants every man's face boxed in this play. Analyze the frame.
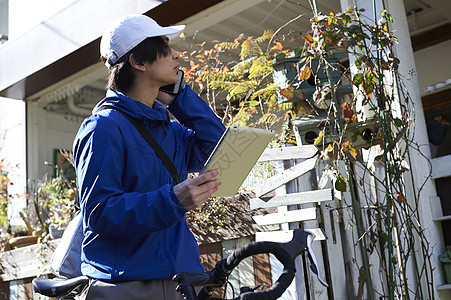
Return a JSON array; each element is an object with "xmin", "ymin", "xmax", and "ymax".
[{"xmin": 144, "ymin": 36, "xmax": 180, "ymax": 88}]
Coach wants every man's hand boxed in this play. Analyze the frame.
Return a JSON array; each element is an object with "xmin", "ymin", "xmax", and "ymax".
[
  {"xmin": 157, "ymin": 90, "xmax": 176, "ymax": 106},
  {"xmin": 174, "ymin": 170, "xmax": 221, "ymax": 211}
]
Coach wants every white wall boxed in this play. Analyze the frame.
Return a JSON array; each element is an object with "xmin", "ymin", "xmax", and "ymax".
[
  {"xmin": 27, "ymin": 102, "xmax": 82, "ymax": 184},
  {"xmin": 0, "ymin": 0, "xmax": 164, "ymax": 96},
  {"xmin": 414, "ymin": 40, "xmax": 451, "ymax": 95},
  {"xmin": 0, "ymin": 97, "xmax": 26, "ymax": 226},
  {"xmin": 0, "ymin": 0, "xmax": 8, "ymax": 40}
]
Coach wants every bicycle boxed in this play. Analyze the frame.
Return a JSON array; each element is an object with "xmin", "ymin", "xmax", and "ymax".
[{"xmin": 32, "ymin": 229, "xmax": 328, "ymax": 299}]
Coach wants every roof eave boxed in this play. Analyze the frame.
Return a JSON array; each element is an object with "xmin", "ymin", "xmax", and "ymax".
[{"xmin": 0, "ymin": 0, "xmax": 224, "ymax": 100}]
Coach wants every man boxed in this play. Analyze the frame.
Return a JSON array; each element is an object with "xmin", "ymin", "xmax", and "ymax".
[{"xmin": 73, "ymin": 14, "xmax": 225, "ymax": 299}]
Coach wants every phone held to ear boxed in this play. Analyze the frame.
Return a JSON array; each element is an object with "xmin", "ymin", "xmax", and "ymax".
[{"xmin": 160, "ymin": 70, "xmax": 184, "ymax": 95}]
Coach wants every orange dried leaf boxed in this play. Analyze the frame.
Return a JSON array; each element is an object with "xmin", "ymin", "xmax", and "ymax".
[
  {"xmin": 348, "ymin": 146, "xmax": 358, "ymax": 159},
  {"xmin": 314, "ymin": 130, "xmax": 324, "ymax": 145},
  {"xmin": 341, "ymin": 102, "xmax": 354, "ymax": 122},
  {"xmin": 279, "ymin": 87, "xmax": 295, "ymax": 99},
  {"xmin": 327, "ymin": 143, "xmax": 334, "ymax": 153},
  {"xmin": 342, "ymin": 141, "xmax": 358, "ymax": 159},
  {"xmin": 396, "ymin": 192, "xmax": 405, "ymax": 204},
  {"xmin": 299, "ymin": 65, "xmax": 312, "ymax": 81},
  {"xmin": 302, "ymin": 35, "xmax": 314, "ymax": 43},
  {"xmin": 271, "ymin": 42, "xmax": 283, "ymax": 52}
]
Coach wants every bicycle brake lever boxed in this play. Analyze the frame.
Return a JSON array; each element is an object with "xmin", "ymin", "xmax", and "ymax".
[{"xmin": 305, "ymin": 231, "xmax": 329, "ymax": 287}]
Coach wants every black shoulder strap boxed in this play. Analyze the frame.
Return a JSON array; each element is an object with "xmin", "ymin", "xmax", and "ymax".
[{"xmin": 96, "ymin": 105, "xmax": 180, "ymax": 184}]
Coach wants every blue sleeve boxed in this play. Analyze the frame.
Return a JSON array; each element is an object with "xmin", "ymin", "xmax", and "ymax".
[
  {"xmin": 73, "ymin": 116, "xmax": 187, "ymax": 237},
  {"xmin": 168, "ymin": 85, "xmax": 226, "ymax": 172}
]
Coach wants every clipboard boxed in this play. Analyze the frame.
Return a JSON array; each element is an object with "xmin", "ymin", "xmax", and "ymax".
[{"xmin": 201, "ymin": 126, "xmax": 275, "ymax": 197}]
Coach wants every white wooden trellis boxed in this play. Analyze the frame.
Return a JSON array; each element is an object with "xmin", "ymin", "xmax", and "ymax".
[{"xmin": 248, "ymin": 145, "xmax": 334, "ymax": 299}]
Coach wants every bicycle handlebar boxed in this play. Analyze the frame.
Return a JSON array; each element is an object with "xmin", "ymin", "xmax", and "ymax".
[{"xmin": 173, "ymin": 229, "xmax": 328, "ymax": 300}]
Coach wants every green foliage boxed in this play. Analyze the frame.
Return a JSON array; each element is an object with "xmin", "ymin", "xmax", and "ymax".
[
  {"xmin": 0, "ymin": 160, "xmax": 10, "ymax": 228},
  {"xmin": 186, "ymin": 197, "xmax": 229, "ymax": 233},
  {"xmin": 36, "ymin": 174, "xmax": 76, "ymax": 231},
  {"xmin": 180, "ymin": 29, "xmax": 296, "ymax": 143},
  {"xmin": 19, "ymin": 151, "xmax": 77, "ymax": 237}
]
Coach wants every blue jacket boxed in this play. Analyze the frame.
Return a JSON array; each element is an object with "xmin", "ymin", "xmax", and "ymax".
[{"xmin": 73, "ymin": 85, "xmax": 225, "ymax": 282}]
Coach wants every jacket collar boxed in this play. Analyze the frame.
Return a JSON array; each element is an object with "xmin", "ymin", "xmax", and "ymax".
[{"xmin": 92, "ymin": 89, "xmax": 170, "ymax": 122}]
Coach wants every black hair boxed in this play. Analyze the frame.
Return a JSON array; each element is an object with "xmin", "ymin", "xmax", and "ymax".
[{"xmin": 101, "ymin": 36, "xmax": 171, "ymax": 92}]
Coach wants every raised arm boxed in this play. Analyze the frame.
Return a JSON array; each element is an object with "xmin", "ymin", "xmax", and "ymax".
[{"xmin": 168, "ymin": 85, "xmax": 226, "ymax": 172}]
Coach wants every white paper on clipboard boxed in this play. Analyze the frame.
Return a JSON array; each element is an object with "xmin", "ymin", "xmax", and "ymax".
[{"xmin": 201, "ymin": 126, "xmax": 275, "ymax": 197}]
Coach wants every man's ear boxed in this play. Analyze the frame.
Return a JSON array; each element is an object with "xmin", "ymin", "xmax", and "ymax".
[{"xmin": 129, "ymin": 54, "xmax": 146, "ymax": 72}]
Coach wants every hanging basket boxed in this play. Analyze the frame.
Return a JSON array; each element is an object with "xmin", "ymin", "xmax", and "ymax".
[
  {"xmin": 439, "ymin": 250, "xmax": 451, "ymax": 284},
  {"xmin": 427, "ymin": 118, "xmax": 449, "ymax": 146},
  {"xmin": 443, "ymin": 264, "xmax": 451, "ymax": 284}
]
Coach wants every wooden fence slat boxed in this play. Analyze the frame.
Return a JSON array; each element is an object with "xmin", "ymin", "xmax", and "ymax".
[
  {"xmin": 252, "ymin": 207, "xmax": 317, "ymax": 226},
  {"xmin": 250, "ymin": 189, "xmax": 333, "ymax": 209},
  {"xmin": 253, "ymin": 253, "xmax": 272, "ymax": 289},
  {"xmin": 255, "ymin": 229, "xmax": 326, "ymax": 242},
  {"xmin": 253, "ymin": 156, "xmax": 318, "ymax": 197},
  {"xmin": 0, "ymin": 240, "xmax": 57, "ymax": 282},
  {"xmin": 258, "ymin": 145, "xmax": 318, "ymax": 162}
]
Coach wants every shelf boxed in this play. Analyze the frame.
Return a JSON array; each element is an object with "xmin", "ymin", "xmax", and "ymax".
[
  {"xmin": 429, "ymin": 196, "xmax": 451, "ymax": 222},
  {"xmin": 437, "ymin": 283, "xmax": 451, "ymax": 291},
  {"xmin": 431, "ymin": 154, "xmax": 451, "ymax": 179},
  {"xmin": 434, "ymin": 215, "xmax": 451, "ymax": 222}
]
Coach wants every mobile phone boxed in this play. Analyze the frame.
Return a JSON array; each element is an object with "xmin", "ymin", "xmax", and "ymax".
[{"xmin": 160, "ymin": 70, "xmax": 184, "ymax": 95}]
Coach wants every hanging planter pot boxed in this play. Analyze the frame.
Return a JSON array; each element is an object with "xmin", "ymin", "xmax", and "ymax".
[
  {"xmin": 439, "ymin": 250, "xmax": 451, "ymax": 284},
  {"xmin": 427, "ymin": 117, "xmax": 449, "ymax": 146},
  {"xmin": 272, "ymin": 55, "xmax": 352, "ymax": 106}
]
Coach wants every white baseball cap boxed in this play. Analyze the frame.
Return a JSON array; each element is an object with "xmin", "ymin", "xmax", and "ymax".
[{"xmin": 100, "ymin": 14, "xmax": 185, "ymax": 68}]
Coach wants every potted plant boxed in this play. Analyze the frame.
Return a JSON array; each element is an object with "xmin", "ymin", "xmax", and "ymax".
[
  {"xmin": 19, "ymin": 150, "xmax": 77, "ymax": 241},
  {"xmin": 0, "ymin": 160, "xmax": 42, "ymax": 249},
  {"xmin": 439, "ymin": 249, "xmax": 451, "ymax": 284},
  {"xmin": 0, "ymin": 166, "xmax": 12, "ymax": 251},
  {"xmin": 0, "ymin": 163, "xmax": 9, "ymax": 229}
]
